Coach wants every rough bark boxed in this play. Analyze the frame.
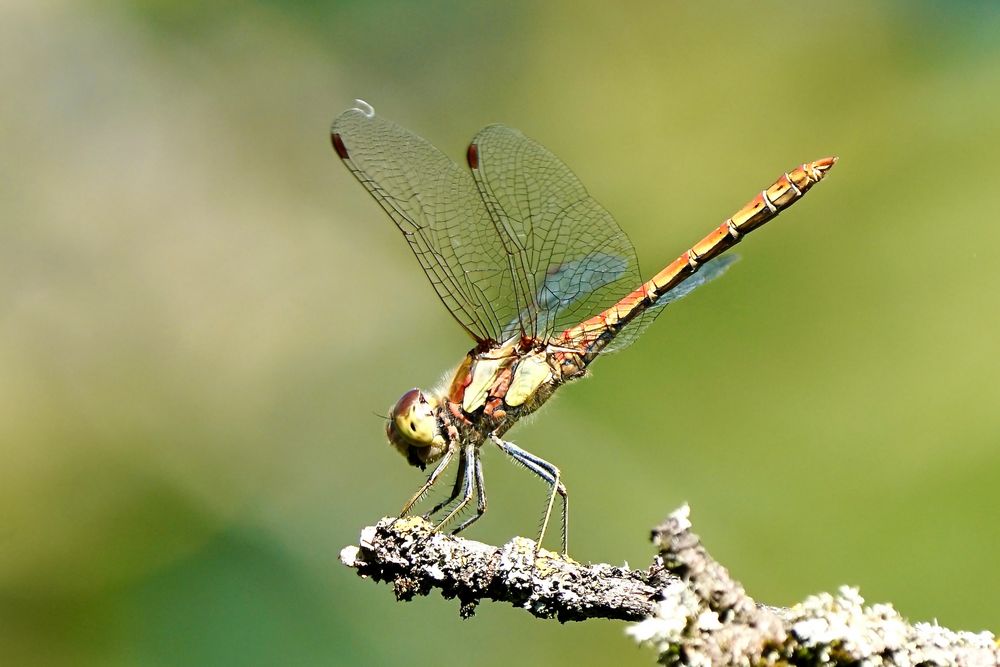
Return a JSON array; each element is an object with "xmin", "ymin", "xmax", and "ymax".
[
  {"xmin": 339, "ymin": 516, "xmax": 662, "ymax": 622},
  {"xmin": 340, "ymin": 507, "xmax": 999, "ymax": 666}
]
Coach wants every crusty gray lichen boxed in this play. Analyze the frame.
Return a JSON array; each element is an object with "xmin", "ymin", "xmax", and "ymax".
[
  {"xmin": 629, "ymin": 505, "xmax": 998, "ymax": 667},
  {"xmin": 341, "ymin": 508, "xmax": 999, "ymax": 665},
  {"xmin": 340, "ymin": 516, "xmax": 665, "ymax": 622},
  {"xmin": 629, "ymin": 582, "xmax": 998, "ymax": 666},
  {"xmin": 781, "ymin": 586, "xmax": 997, "ymax": 667}
]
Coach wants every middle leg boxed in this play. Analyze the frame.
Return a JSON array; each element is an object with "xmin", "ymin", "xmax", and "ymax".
[
  {"xmin": 423, "ymin": 450, "xmax": 468, "ymax": 520},
  {"xmin": 433, "ymin": 443, "xmax": 478, "ymax": 532},
  {"xmin": 450, "ymin": 451, "xmax": 487, "ymax": 535},
  {"xmin": 399, "ymin": 444, "xmax": 456, "ymax": 518}
]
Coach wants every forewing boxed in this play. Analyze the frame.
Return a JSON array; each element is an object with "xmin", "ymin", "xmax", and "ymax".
[
  {"xmin": 467, "ymin": 125, "xmax": 642, "ymax": 340},
  {"xmin": 331, "ymin": 105, "xmax": 518, "ymax": 342}
]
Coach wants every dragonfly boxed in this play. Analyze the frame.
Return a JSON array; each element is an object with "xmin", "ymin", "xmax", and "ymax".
[{"xmin": 331, "ymin": 99, "xmax": 835, "ymax": 555}]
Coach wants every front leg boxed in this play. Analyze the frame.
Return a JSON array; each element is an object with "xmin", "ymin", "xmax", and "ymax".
[
  {"xmin": 399, "ymin": 444, "xmax": 456, "ymax": 518},
  {"xmin": 490, "ymin": 434, "xmax": 569, "ymax": 555}
]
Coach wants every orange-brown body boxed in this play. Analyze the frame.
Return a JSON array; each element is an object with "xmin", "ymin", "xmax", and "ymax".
[{"xmin": 330, "ymin": 98, "xmax": 837, "ymax": 554}]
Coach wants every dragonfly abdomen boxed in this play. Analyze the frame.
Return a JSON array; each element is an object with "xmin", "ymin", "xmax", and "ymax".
[
  {"xmin": 644, "ymin": 158, "xmax": 837, "ymax": 299},
  {"xmin": 562, "ymin": 158, "xmax": 837, "ymax": 359}
]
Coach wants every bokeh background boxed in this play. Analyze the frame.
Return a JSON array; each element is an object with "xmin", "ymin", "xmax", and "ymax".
[{"xmin": 3, "ymin": 1, "xmax": 1000, "ymax": 665}]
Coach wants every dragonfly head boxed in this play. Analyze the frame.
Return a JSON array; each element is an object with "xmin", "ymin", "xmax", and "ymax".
[{"xmin": 386, "ymin": 388, "xmax": 447, "ymax": 469}]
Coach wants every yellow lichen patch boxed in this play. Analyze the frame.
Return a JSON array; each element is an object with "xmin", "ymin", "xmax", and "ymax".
[
  {"xmin": 558, "ymin": 553, "xmax": 581, "ymax": 567},
  {"xmin": 508, "ymin": 536, "xmax": 535, "ymax": 551},
  {"xmin": 393, "ymin": 516, "xmax": 431, "ymax": 532},
  {"xmin": 506, "ymin": 353, "xmax": 551, "ymax": 407},
  {"xmin": 532, "ymin": 548, "xmax": 569, "ymax": 576}
]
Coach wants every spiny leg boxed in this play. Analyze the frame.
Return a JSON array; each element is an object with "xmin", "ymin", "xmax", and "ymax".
[
  {"xmin": 495, "ymin": 438, "xmax": 567, "ymax": 554},
  {"xmin": 491, "ymin": 434, "xmax": 569, "ymax": 555},
  {"xmin": 399, "ymin": 444, "xmax": 455, "ymax": 518},
  {"xmin": 513, "ymin": 450, "xmax": 568, "ymax": 554},
  {"xmin": 450, "ymin": 451, "xmax": 487, "ymax": 535},
  {"xmin": 423, "ymin": 450, "xmax": 467, "ymax": 520},
  {"xmin": 434, "ymin": 444, "xmax": 477, "ymax": 532}
]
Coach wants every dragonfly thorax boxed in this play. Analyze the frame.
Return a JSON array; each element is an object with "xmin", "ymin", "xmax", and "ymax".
[{"xmin": 386, "ymin": 388, "xmax": 448, "ymax": 470}]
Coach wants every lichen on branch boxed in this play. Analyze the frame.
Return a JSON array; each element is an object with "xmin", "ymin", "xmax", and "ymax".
[{"xmin": 341, "ymin": 508, "xmax": 999, "ymax": 666}]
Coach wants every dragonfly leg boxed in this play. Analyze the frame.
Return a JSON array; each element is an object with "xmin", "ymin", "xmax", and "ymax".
[
  {"xmin": 433, "ymin": 444, "xmax": 477, "ymax": 532},
  {"xmin": 422, "ymin": 450, "xmax": 467, "ymax": 520},
  {"xmin": 490, "ymin": 435, "xmax": 569, "ymax": 555},
  {"xmin": 399, "ymin": 444, "xmax": 456, "ymax": 518},
  {"xmin": 450, "ymin": 452, "xmax": 487, "ymax": 535}
]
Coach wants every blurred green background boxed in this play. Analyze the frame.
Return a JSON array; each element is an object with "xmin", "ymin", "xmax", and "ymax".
[{"xmin": 3, "ymin": 1, "xmax": 999, "ymax": 665}]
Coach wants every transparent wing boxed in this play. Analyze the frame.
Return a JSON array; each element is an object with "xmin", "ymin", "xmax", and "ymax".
[
  {"xmin": 603, "ymin": 255, "xmax": 737, "ymax": 353},
  {"xmin": 500, "ymin": 253, "xmax": 630, "ymax": 340},
  {"xmin": 467, "ymin": 125, "xmax": 642, "ymax": 340},
  {"xmin": 332, "ymin": 105, "xmax": 517, "ymax": 342},
  {"xmin": 333, "ymin": 104, "xmax": 646, "ymax": 345}
]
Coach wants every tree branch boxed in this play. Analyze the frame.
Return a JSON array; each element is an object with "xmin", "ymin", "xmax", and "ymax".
[
  {"xmin": 339, "ymin": 516, "xmax": 663, "ymax": 621},
  {"xmin": 340, "ymin": 508, "xmax": 999, "ymax": 665}
]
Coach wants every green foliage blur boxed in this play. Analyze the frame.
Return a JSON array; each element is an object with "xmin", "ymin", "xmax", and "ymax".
[{"xmin": 3, "ymin": 1, "xmax": 999, "ymax": 665}]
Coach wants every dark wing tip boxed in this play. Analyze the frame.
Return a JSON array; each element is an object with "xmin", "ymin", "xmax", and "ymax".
[
  {"xmin": 331, "ymin": 132, "xmax": 350, "ymax": 159},
  {"xmin": 466, "ymin": 142, "xmax": 479, "ymax": 169}
]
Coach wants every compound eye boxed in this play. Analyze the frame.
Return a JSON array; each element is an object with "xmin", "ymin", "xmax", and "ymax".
[{"xmin": 391, "ymin": 389, "xmax": 424, "ymax": 419}]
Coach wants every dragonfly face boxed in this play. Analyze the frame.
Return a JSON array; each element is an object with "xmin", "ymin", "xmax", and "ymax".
[
  {"xmin": 331, "ymin": 99, "xmax": 836, "ymax": 555},
  {"xmin": 386, "ymin": 388, "xmax": 447, "ymax": 469}
]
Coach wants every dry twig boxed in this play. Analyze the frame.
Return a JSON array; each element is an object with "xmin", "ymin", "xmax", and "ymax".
[{"xmin": 340, "ymin": 508, "xmax": 999, "ymax": 666}]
